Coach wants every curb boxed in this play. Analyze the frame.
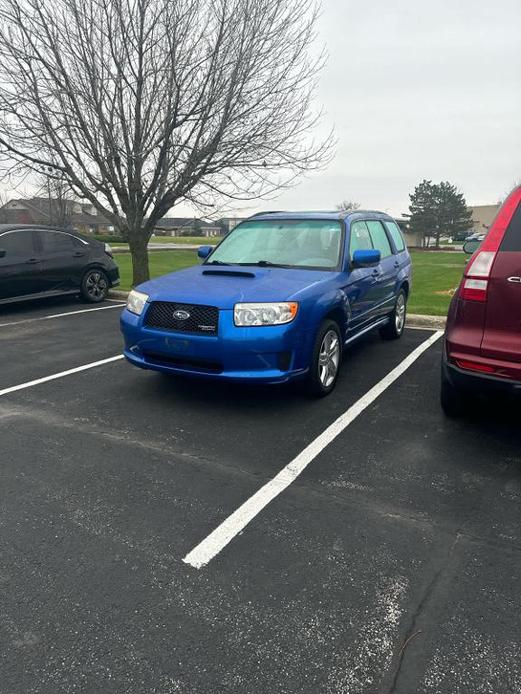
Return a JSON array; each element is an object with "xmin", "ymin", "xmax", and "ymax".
[
  {"xmin": 407, "ymin": 313, "xmax": 446, "ymax": 330},
  {"xmin": 110, "ymin": 290, "xmax": 446, "ymax": 331},
  {"xmin": 109, "ymin": 290, "xmax": 130, "ymax": 300}
]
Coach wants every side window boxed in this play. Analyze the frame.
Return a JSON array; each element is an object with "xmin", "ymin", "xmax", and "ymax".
[
  {"xmin": 384, "ymin": 220, "xmax": 406, "ymax": 252},
  {"xmin": 349, "ymin": 221, "xmax": 373, "ymax": 255},
  {"xmin": 367, "ymin": 221, "xmax": 392, "ymax": 258},
  {"xmin": 40, "ymin": 231, "xmax": 76, "ymax": 252},
  {"xmin": 500, "ymin": 202, "xmax": 521, "ymax": 252},
  {"xmin": 0, "ymin": 230, "xmax": 35, "ymax": 257}
]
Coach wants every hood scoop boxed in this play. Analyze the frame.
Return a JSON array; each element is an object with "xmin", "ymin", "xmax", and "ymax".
[{"xmin": 202, "ymin": 269, "xmax": 255, "ymax": 278}]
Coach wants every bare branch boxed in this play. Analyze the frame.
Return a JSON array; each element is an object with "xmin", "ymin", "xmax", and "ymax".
[{"xmin": 0, "ymin": 0, "xmax": 333, "ymax": 283}]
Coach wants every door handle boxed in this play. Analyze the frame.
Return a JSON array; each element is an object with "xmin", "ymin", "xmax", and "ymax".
[
  {"xmin": 507, "ymin": 277, "xmax": 521, "ymax": 283},
  {"xmin": 73, "ymin": 251, "xmax": 85, "ymax": 257},
  {"xmin": 26, "ymin": 258, "xmax": 41, "ymax": 264}
]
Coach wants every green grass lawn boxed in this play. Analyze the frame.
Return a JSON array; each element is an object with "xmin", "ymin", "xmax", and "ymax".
[
  {"xmin": 408, "ymin": 250, "xmax": 466, "ymax": 315},
  {"xmin": 115, "ymin": 248, "xmax": 467, "ymax": 317},
  {"xmin": 116, "ymin": 250, "xmax": 199, "ymax": 290}
]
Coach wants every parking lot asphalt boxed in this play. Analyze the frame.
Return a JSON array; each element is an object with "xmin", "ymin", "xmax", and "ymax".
[{"xmin": 1, "ymin": 296, "xmax": 520, "ymax": 694}]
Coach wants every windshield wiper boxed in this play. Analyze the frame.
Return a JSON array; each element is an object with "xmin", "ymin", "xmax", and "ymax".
[
  {"xmin": 241, "ymin": 260, "xmax": 290, "ymax": 268},
  {"xmin": 205, "ymin": 260, "xmax": 231, "ymax": 266}
]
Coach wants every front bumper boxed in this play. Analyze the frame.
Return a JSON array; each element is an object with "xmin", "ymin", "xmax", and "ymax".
[
  {"xmin": 107, "ymin": 266, "xmax": 120, "ymax": 287},
  {"xmin": 120, "ymin": 307, "xmax": 314, "ymax": 383}
]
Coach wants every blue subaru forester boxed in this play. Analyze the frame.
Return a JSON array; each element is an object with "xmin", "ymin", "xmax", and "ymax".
[{"xmin": 120, "ymin": 211, "xmax": 412, "ymax": 396}]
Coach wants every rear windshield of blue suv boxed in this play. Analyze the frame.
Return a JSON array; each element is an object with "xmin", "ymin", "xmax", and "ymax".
[{"xmin": 207, "ymin": 219, "xmax": 343, "ymax": 270}]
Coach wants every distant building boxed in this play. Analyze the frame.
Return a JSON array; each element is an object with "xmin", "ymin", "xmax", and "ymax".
[
  {"xmin": 394, "ymin": 217, "xmax": 423, "ymax": 248},
  {"xmin": 154, "ymin": 217, "xmax": 222, "ymax": 237},
  {"xmin": 397, "ymin": 205, "xmax": 501, "ymax": 248},
  {"xmin": 214, "ymin": 217, "xmax": 247, "ymax": 235},
  {"xmin": 468, "ymin": 204, "xmax": 501, "ymax": 233},
  {"xmin": 0, "ymin": 197, "xmax": 113, "ymax": 235}
]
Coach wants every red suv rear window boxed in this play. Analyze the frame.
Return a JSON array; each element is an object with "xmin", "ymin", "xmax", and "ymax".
[{"xmin": 500, "ymin": 202, "xmax": 521, "ymax": 252}]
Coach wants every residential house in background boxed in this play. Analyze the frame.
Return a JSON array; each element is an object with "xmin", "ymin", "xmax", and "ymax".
[
  {"xmin": 0, "ymin": 199, "xmax": 245, "ymax": 238},
  {"xmin": 0, "ymin": 197, "xmax": 113, "ymax": 235},
  {"xmin": 154, "ymin": 217, "xmax": 222, "ymax": 237}
]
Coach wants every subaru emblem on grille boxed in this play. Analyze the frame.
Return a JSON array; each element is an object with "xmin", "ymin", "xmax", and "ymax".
[{"xmin": 173, "ymin": 309, "xmax": 190, "ymax": 320}]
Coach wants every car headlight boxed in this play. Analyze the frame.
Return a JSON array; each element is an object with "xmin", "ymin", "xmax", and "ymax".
[
  {"xmin": 126, "ymin": 290, "xmax": 149, "ymax": 315},
  {"xmin": 234, "ymin": 302, "xmax": 298, "ymax": 327}
]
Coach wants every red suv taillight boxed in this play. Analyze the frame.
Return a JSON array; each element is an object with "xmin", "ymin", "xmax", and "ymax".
[
  {"xmin": 459, "ymin": 186, "xmax": 521, "ymax": 303},
  {"xmin": 460, "ymin": 251, "xmax": 496, "ymax": 302}
]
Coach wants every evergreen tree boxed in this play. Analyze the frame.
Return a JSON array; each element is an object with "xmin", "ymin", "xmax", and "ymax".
[
  {"xmin": 407, "ymin": 180, "xmax": 438, "ymax": 248},
  {"xmin": 407, "ymin": 180, "xmax": 473, "ymax": 248},
  {"xmin": 435, "ymin": 181, "xmax": 473, "ymax": 244}
]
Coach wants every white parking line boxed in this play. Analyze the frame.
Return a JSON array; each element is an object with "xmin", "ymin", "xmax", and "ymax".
[
  {"xmin": 0, "ymin": 303, "xmax": 125, "ymax": 328},
  {"xmin": 183, "ymin": 330, "xmax": 444, "ymax": 569},
  {"xmin": 0, "ymin": 355, "xmax": 124, "ymax": 398}
]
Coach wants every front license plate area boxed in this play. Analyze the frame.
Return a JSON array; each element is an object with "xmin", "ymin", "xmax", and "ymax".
[{"xmin": 166, "ymin": 338, "xmax": 191, "ymax": 354}]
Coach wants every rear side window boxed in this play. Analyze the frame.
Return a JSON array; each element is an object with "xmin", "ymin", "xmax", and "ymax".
[
  {"xmin": 40, "ymin": 231, "xmax": 76, "ymax": 252},
  {"xmin": 0, "ymin": 230, "xmax": 35, "ymax": 256},
  {"xmin": 500, "ymin": 203, "xmax": 521, "ymax": 252},
  {"xmin": 384, "ymin": 220, "xmax": 406, "ymax": 252},
  {"xmin": 367, "ymin": 221, "xmax": 392, "ymax": 258},
  {"xmin": 349, "ymin": 221, "xmax": 373, "ymax": 254}
]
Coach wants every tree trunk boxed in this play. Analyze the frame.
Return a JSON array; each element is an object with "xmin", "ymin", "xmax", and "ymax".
[{"xmin": 128, "ymin": 233, "xmax": 150, "ymax": 287}]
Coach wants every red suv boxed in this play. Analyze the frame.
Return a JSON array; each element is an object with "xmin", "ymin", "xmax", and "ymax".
[{"xmin": 442, "ymin": 186, "xmax": 521, "ymax": 416}]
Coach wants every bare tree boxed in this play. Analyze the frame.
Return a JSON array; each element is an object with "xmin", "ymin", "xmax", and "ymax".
[
  {"xmin": 52, "ymin": 177, "xmax": 75, "ymax": 229},
  {"xmin": 335, "ymin": 200, "xmax": 360, "ymax": 213},
  {"xmin": 0, "ymin": 0, "xmax": 332, "ymax": 285},
  {"xmin": 0, "ymin": 191, "xmax": 8, "ymax": 223},
  {"xmin": 37, "ymin": 171, "xmax": 76, "ymax": 228}
]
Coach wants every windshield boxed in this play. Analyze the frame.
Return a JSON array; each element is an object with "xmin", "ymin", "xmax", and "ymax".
[{"xmin": 207, "ymin": 219, "xmax": 343, "ymax": 269}]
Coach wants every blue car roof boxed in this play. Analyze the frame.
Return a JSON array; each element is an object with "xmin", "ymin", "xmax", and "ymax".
[{"xmin": 249, "ymin": 210, "xmax": 395, "ymax": 222}]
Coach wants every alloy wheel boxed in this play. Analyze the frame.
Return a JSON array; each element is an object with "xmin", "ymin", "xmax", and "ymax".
[
  {"xmin": 318, "ymin": 329, "xmax": 340, "ymax": 388},
  {"xmin": 395, "ymin": 293, "xmax": 406, "ymax": 334},
  {"xmin": 85, "ymin": 271, "xmax": 107, "ymax": 300}
]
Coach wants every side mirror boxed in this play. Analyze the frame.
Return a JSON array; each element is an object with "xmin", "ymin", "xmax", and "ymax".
[
  {"xmin": 197, "ymin": 245, "xmax": 213, "ymax": 259},
  {"xmin": 0, "ymin": 249, "xmax": 6, "ymax": 259},
  {"xmin": 463, "ymin": 240, "xmax": 481, "ymax": 255},
  {"xmin": 352, "ymin": 249, "xmax": 381, "ymax": 268}
]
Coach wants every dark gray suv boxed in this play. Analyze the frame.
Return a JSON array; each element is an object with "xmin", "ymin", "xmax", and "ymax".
[{"xmin": 0, "ymin": 225, "xmax": 120, "ymax": 305}]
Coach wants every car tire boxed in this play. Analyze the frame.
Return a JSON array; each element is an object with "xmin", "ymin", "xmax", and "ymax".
[
  {"xmin": 380, "ymin": 289, "xmax": 407, "ymax": 340},
  {"xmin": 440, "ymin": 372, "xmax": 468, "ymax": 418},
  {"xmin": 80, "ymin": 268, "xmax": 109, "ymax": 303},
  {"xmin": 305, "ymin": 320, "xmax": 343, "ymax": 397}
]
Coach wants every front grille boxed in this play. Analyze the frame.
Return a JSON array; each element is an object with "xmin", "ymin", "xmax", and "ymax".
[{"xmin": 144, "ymin": 302, "xmax": 219, "ymax": 335}]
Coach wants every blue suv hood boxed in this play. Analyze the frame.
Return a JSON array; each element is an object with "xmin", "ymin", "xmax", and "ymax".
[{"xmin": 137, "ymin": 264, "xmax": 335, "ymax": 309}]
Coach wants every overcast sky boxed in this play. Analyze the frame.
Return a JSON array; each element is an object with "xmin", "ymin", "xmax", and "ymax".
[
  {"xmin": 3, "ymin": 0, "xmax": 520, "ymax": 219},
  {"xmin": 222, "ymin": 0, "xmax": 521, "ymax": 218}
]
